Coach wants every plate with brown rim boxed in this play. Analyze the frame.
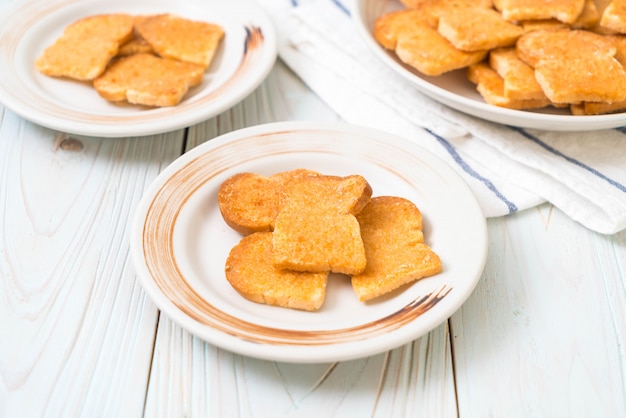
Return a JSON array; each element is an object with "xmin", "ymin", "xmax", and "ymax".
[
  {"xmin": 130, "ymin": 121, "xmax": 488, "ymax": 363},
  {"xmin": 0, "ymin": 0, "xmax": 276, "ymax": 137}
]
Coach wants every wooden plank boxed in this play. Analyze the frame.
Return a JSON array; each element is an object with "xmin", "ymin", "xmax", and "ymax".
[
  {"xmin": 0, "ymin": 111, "xmax": 183, "ymax": 417},
  {"xmin": 452, "ymin": 204, "xmax": 626, "ymax": 417}
]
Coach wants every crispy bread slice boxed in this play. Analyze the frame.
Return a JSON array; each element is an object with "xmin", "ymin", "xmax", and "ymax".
[
  {"xmin": 93, "ymin": 53, "xmax": 204, "ymax": 107},
  {"xmin": 572, "ymin": 0, "xmax": 601, "ymax": 28},
  {"xmin": 351, "ymin": 196, "xmax": 442, "ymax": 302},
  {"xmin": 571, "ymin": 100, "xmax": 626, "ymax": 114},
  {"xmin": 534, "ymin": 55, "xmax": 626, "ymax": 103},
  {"xmin": 135, "ymin": 14, "xmax": 224, "ymax": 68},
  {"xmin": 496, "ymin": 0, "xmax": 586, "ymax": 24},
  {"xmin": 438, "ymin": 8, "xmax": 523, "ymax": 51},
  {"xmin": 225, "ymin": 232, "xmax": 328, "ymax": 311},
  {"xmin": 468, "ymin": 62, "xmax": 551, "ymax": 109},
  {"xmin": 601, "ymin": 0, "xmax": 626, "ymax": 33},
  {"xmin": 218, "ymin": 169, "xmax": 320, "ymax": 235},
  {"xmin": 35, "ymin": 14, "xmax": 134, "ymax": 80},
  {"xmin": 117, "ymin": 35, "xmax": 153, "ymax": 57},
  {"xmin": 516, "ymin": 28, "xmax": 616, "ymax": 66},
  {"xmin": 374, "ymin": 10, "xmax": 487, "ymax": 76},
  {"xmin": 489, "ymin": 47, "xmax": 547, "ymax": 100},
  {"xmin": 400, "ymin": 0, "xmax": 493, "ymax": 9},
  {"xmin": 272, "ymin": 175, "xmax": 372, "ymax": 275},
  {"xmin": 519, "ymin": 19, "xmax": 569, "ymax": 32}
]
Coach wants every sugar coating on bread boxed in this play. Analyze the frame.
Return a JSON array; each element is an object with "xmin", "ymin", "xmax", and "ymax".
[
  {"xmin": 272, "ymin": 175, "xmax": 372, "ymax": 275},
  {"xmin": 135, "ymin": 14, "xmax": 224, "ymax": 68},
  {"xmin": 496, "ymin": 0, "xmax": 586, "ymax": 24},
  {"xmin": 489, "ymin": 47, "xmax": 547, "ymax": 100},
  {"xmin": 375, "ymin": 10, "xmax": 487, "ymax": 76},
  {"xmin": 351, "ymin": 196, "xmax": 442, "ymax": 302},
  {"xmin": 35, "ymin": 14, "xmax": 134, "ymax": 80},
  {"xmin": 93, "ymin": 53, "xmax": 204, "ymax": 107},
  {"xmin": 438, "ymin": 8, "xmax": 523, "ymax": 51},
  {"xmin": 218, "ymin": 169, "xmax": 320, "ymax": 235},
  {"xmin": 225, "ymin": 232, "xmax": 328, "ymax": 311}
]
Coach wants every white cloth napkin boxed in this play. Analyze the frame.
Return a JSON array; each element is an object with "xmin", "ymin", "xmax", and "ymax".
[{"xmin": 256, "ymin": 0, "xmax": 626, "ymax": 234}]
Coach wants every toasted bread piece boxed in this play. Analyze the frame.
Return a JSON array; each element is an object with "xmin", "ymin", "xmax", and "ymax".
[
  {"xmin": 374, "ymin": 10, "xmax": 487, "ymax": 76},
  {"xmin": 608, "ymin": 34, "xmax": 626, "ymax": 63},
  {"xmin": 225, "ymin": 232, "xmax": 328, "ymax": 311},
  {"xmin": 496, "ymin": 0, "xmax": 586, "ymax": 24},
  {"xmin": 400, "ymin": 0, "xmax": 492, "ymax": 9},
  {"xmin": 601, "ymin": 0, "xmax": 626, "ymax": 32},
  {"xmin": 218, "ymin": 169, "xmax": 320, "ymax": 235},
  {"xmin": 489, "ymin": 47, "xmax": 547, "ymax": 100},
  {"xmin": 571, "ymin": 100, "xmax": 626, "ymax": 114},
  {"xmin": 519, "ymin": 19, "xmax": 569, "ymax": 32},
  {"xmin": 572, "ymin": 0, "xmax": 601, "ymax": 28},
  {"xmin": 135, "ymin": 14, "xmax": 224, "ymax": 68},
  {"xmin": 516, "ymin": 28, "xmax": 616, "ymax": 66},
  {"xmin": 468, "ymin": 62, "xmax": 551, "ymax": 109},
  {"xmin": 351, "ymin": 197, "xmax": 442, "ymax": 302},
  {"xmin": 438, "ymin": 8, "xmax": 523, "ymax": 51},
  {"xmin": 272, "ymin": 175, "xmax": 372, "ymax": 275},
  {"xmin": 93, "ymin": 53, "xmax": 204, "ymax": 107},
  {"xmin": 35, "ymin": 14, "xmax": 134, "ymax": 80},
  {"xmin": 374, "ymin": 9, "xmax": 430, "ymax": 50},
  {"xmin": 117, "ymin": 35, "xmax": 153, "ymax": 57},
  {"xmin": 534, "ymin": 55, "xmax": 626, "ymax": 103}
]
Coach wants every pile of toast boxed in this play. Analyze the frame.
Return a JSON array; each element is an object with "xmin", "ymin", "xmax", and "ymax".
[
  {"xmin": 35, "ymin": 13, "xmax": 224, "ymax": 107},
  {"xmin": 219, "ymin": 170, "xmax": 442, "ymax": 311},
  {"xmin": 375, "ymin": 0, "xmax": 626, "ymax": 115}
]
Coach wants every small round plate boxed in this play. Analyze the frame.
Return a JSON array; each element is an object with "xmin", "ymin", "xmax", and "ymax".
[
  {"xmin": 353, "ymin": 0, "xmax": 626, "ymax": 131},
  {"xmin": 0, "ymin": 0, "xmax": 277, "ymax": 137},
  {"xmin": 130, "ymin": 121, "xmax": 488, "ymax": 363}
]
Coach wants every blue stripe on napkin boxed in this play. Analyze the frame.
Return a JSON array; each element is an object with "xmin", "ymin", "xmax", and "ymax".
[
  {"xmin": 427, "ymin": 128, "xmax": 519, "ymax": 214},
  {"xmin": 511, "ymin": 127, "xmax": 626, "ymax": 194}
]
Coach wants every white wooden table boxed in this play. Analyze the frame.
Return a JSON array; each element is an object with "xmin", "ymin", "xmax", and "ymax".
[{"xmin": 1, "ymin": 26, "xmax": 626, "ymax": 418}]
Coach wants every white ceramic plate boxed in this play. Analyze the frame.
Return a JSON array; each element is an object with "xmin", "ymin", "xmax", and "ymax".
[
  {"xmin": 353, "ymin": 0, "xmax": 626, "ymax": 131},
  {"xmin": 0, "ymin": 0, "xmax": 277, "ymax": 137},
  {"xmin": 130, "ymin": 121, "xmax": 488, "ymax": 363}
]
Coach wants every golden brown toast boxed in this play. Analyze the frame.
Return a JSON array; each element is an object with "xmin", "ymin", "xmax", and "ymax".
[
  {"xmin": 489, "ymin": 47, "xmax": 547, "ymax": 100},
  {"xmin": 516, "ymin": 28, "xmax": 616, "ymax": 66},
  {"xmin": 272, "ymin": 174, "xmax": 372, "ymax": 275},
  {"xmin": 468, "ymin": 62, "xmax": 551, "ymax": 110},
  {"xmin": 218, "ymin": 169, "xmax": 320, "ymax": 235},
  {"xmin": 437, "ymin": 8, "xmax": 523, "ymax": 51},
  {"xmin": 374, "ymin": 10, "xmax": 487, "ymax": 76},
  {"xmin": 515, "ymin": 28, "xmax": 626, "ymax": 103},
  {"xmin": 571, "ymin": 99, "xmax": 626, "ymax": 114},
  {"xmin": 608, "ymin": 33, "xmax": 626, "ymax": 64},
  {"xmin": 135, "ymin": 14, "xmax": 224, "ymax": 69},
  {"xmin": 93, "ymin": 53, "xmax": 204, "ymax": 107},
  {"xmin": 225, "ymin": 232, "xmax": 329, "ymax": 311},
  {"xmin": 534, "ymin": 55, "xmax": 626, "ymax": 103},
  {"xmin": 571, "ymin": 0, "xmax": 601, "ymax": 28},
  {"xmin": 495, "ymin": 0, "xmax": 586, "ymax": 24},
  {"xmin": 600, "ymin": 0, "xmax": 626, "ymax": 33},
  {"xmin": 35, "ymin": 14, "xmax": 134, "ymax": 80},
  {"xmin": 351, "ymin": 196, "xmax": 442, "ymax": 302},
  {"xmin": 117, "ymin": 35, "xmax": 153, "ymax": 57}
]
